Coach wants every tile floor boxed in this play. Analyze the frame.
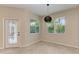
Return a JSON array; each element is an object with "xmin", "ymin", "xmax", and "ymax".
[{"xmin": 0, "ymin": 41, "xmax": 79, "ymax": 54}]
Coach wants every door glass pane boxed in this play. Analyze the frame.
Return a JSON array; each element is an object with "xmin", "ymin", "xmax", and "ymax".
[{"xmin": 8, "ymin": 21, "xmax": 17, "ymax": 44}]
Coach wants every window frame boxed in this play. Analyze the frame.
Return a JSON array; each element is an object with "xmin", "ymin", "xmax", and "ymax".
[
  {"xmin": 47, "ymin": 16, "xmax": 65, "ymax": 34},
  {"xmin": 29, "ymin": 19, "xmax": 40, "ymax": 34}
]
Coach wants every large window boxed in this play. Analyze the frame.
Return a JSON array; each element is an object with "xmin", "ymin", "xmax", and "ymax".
[
  {"xmin": 47, "ymin": 17, "xmax": 65, "ymax": 33},
  {"xmin": 30, "ymin": 19, "xmax": 39, "ymax": 33}
]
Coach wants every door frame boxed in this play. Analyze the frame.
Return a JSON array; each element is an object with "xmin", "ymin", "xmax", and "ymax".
[{"xmin": 3, "ymin": 18, "xmax": 21, "ymax": 48}]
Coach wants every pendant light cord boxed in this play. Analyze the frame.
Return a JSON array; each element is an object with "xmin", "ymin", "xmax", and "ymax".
[{"xmin": 46, "ymin": 4, "xmax": 49, "ymax": 16}]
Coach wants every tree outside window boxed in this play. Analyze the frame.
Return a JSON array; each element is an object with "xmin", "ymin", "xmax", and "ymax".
[
  {"xmin": 30, "ymin": 20, "xmax": 39, "ymax": 33},
  {"xmin": 47, "ymin": 17, "xmax": 65, "ymax": 33}
]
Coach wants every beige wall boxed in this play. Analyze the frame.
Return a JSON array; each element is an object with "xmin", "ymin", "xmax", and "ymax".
[
  {"xmin": 0, "ymin": 6, "xmax": 40, "ymax": 49},
  {"xmin": 0, "ymin": 6, "xmax": 79, "ymax": 49},
  {"xmin": 21, "ymin": 13, "xmax": 41, "ymax": 47},
  {"xmin": 41, "ymin": 7, "xmax": 79, "ymax": 48}
]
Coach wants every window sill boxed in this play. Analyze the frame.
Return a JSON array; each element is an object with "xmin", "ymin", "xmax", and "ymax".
[
  {"xmin": 29, "ymin": 33, "xmax": 40, "ymax": 35},
  {"xmin": 47, "ymin": 33, "xmax": 65, "ymax": 35}
]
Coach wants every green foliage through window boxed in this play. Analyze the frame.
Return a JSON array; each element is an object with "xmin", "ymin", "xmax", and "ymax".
[
  {"xmin": 47, "ymin": 17, "xmax": 65, "ymax": 33},
  {"xmin": 30, "ymin": 20, "xmax": 39, "ymax": 33}
]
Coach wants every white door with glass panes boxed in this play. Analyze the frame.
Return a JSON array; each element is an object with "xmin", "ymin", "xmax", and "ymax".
[{"xmin": 4, "ymin": 19, "xmax": 20, "ymax": 48}]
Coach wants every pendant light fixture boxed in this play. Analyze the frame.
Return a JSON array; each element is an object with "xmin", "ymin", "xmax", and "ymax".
[{"xmin": 44, "ymin": 4, "xmax": 52, "ymax": 23}]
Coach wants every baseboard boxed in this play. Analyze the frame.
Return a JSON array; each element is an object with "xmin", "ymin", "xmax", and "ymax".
[
  {"xmin": 42, "ymin": 40, "xmax": 79, "ymax": 49},
  {"xmin": 0, "ymin": 40, "xmax": 40, "ymax": 49},
  {"xmin": 21, "ymin": 40, "xmax": 40, "ymax": 48}
]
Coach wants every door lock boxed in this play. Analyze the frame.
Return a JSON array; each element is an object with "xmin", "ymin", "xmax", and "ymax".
[{"xmin": 18, "ymin": 32, "xmax": 20, "ymax": 36}]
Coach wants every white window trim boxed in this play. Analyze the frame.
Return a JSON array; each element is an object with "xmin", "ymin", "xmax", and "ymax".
[
  {"xmin": 29, "ymin": 19, "xmax": 40, "ymax": 34},
  {"xmin": 47, "ymin": 16, "xmax": 66, "ymax": 34}
]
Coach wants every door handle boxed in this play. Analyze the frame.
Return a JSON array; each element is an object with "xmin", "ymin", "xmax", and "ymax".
[{"xmin": 18, "ymin": 32, "xmax": 20, "ymax": 36}]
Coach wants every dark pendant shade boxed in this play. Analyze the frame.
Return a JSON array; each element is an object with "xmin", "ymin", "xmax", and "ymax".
[{"xmin": 44, "ymin": 16, "xmax": 52, "ymax": 23}]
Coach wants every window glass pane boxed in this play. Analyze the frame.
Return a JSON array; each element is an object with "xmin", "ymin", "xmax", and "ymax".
[
  {"xmin": 55, "ymin": 18, "xmax": 61, "ymax": 33},
  {"xmin": 47, "ymin": 20, "xmax": 54, "ymax": 33},
  {"xmin": 30, "ymin": 20, "xmax": 36, "ymax": 33},
  {"xmin": 59, "ymin": 17, "xmax": 65, "ymax": 33},
  {"xmin": 35, "ymin": 21, "xmax": 39, "ymax": 33},
  {"xmin": 30, "ymin": 20, "xmax": 39, "ymax": 33},
  {"xmin": 47, "ymin": 17, "xmax": 65, "ymax": 33}
]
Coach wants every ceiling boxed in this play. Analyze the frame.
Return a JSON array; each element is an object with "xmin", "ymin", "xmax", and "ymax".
[{"xmin": 0, "ymin": 4, "xmax": 79, "ymax": 16}]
